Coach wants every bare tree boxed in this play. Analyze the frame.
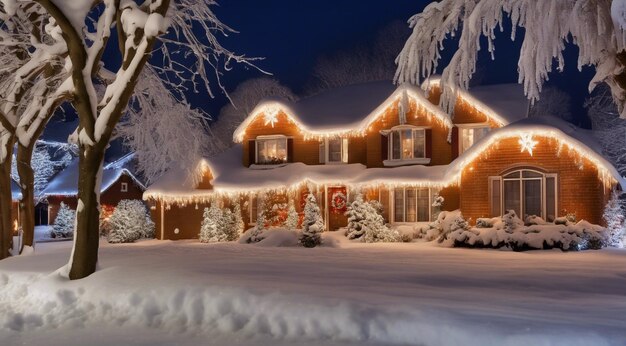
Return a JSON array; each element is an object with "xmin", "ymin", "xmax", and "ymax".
[
  {"xmin": 116, "ymin": 67, "xmax": 222, "ymax": 184},
  {"xmin": 395, "ymin": 0, "xmax": 626, "ymax": 120},
  {"xmin": 586, "ymin": 84, "xmax": 626, "ymax": 176},
  {"xmin": 528, "ymin": 86, "xmax": 573, "ymax": 122},
  {"xmin": 0, "ymin": 0, "xmax": 257, "ymax": 278},
  {"xmin": 307, "ymin": 20, "xmax": 410, "ymax": 94},
  {"xmin": 0, "ymin": 2, "xmax": 69, "ymax": 257},
  {"xmin": 212, "ymin": 77, "xmax": 296, "ymax": 146}
]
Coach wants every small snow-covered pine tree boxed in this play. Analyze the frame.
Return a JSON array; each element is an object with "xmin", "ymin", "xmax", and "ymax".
[
  {"xmin": 248, "ymin": 195, "xmax": 266, "ymax": 243},
  {"xmin": 299, "ymin": 193, "xmax": 324, "ymax": 247},
  {"xmin": 199, "ymin": 203, "xmax": 226, "ymax": 243},
  {"xmin": 52, "ymin": 202, "xmax": 75, "ymax": 238},
  {"xmin": 603, "ymin": 190, "xmax": 625, "ymax": 247},
  {"xmin": 222, "ymin": 208, "xmax": 239, "ymax": 241},
  {"xmin": 233, "ymin": 202, "xmax": 245, "ymax": 237},
  {"xmin": 107, "ymin": 200, "xmax": 155, "ymax": 243},
  {"xmin": 285, "ymin": 200, "xmax": 299, "ymax": 229},
  {"xmin": 345, "ymin": 194, "xmax": 368, "ymax": 240}
]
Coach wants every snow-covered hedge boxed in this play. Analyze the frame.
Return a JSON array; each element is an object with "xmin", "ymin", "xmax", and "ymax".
[
  {"xmin": 51, "ymin": 202, "xmax": 75, "ymax": 238},
  {"xmin": 439, "ymin": 210, "xmax": 608, "ymax": 251},
  {"xmin": 107, "ymin": 200, "xmax": 155, "ymax": 244}
]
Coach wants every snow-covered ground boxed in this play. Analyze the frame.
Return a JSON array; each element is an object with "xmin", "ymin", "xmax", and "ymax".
[{"xmin": 1, "ymin": 232, "xmax": 626, "ymax": 346}]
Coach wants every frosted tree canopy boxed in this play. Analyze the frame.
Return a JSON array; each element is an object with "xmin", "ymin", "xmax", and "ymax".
[{"xmin": 395, "ymin": 0, "xmax": 626, "ymax": 118}]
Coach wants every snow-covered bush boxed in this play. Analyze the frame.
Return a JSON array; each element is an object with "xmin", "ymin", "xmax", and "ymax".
[
  {"xmin": 424, "ymin": 210, "xmax": 470, "ymax": 242},
  {"xmin": 431, "ymin": 193, "xmax": 444, "ymax": 220},
  {"xmin": 604, "ymin": 190, "xmax": 626, "ymax": 247},
  {"xmin": 107, "ymin": 200, "xmax": 155, "ymax": 243},
  {"xmin": 199, "ymin": 203, "xmax": 227, "ymax": 243},
  {"xmin": 52, "ymin": 202, "xmax": 75, "ymax": 238},
  {"xmin": 345, "ymin": 194, "xmax": 399, "ymax": 243},
  {"xmin": 284, "ymin": 200, "xmax": 299, "ymax": 229},
  {"xmin": 299, "ymin": 193, "xmax": 324, "ymax": 248},
  {"xmin": 99, "ymin": 205, "xmax": 115, "ymax": 237},
  {"xmin": 441, "ymin": 211, "xmax": 609, "ymax": 251}
]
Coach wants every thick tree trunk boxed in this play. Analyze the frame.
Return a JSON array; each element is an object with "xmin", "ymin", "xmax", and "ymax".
[
  {"xmin": 0, "ymin": 139, "xmax": 15, "ymax": 259},
  {"xmin": 68, "ymin": 144, "xmax": 105, "ymax": 280},
  {"xmin": 16, "ymin": 144, "xmax": 35, "ymax": 252}
]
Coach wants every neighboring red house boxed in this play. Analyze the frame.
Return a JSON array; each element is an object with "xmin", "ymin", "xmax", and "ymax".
[
  {"xmin": 144, "ymin": 79, "xmax": 624, "ymax": 240},
  {"xmin": 42, "ymin": 153, "xmax": 146, "ymax": 224}
]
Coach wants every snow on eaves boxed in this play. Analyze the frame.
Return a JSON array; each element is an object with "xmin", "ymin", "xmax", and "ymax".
[
  {"xmin": 42, "ymin": 153, "xmax": 146, "ymax": 197},
  {"xmin": 233, "ymin": 81, "xmax": 452, "ymax": 142},
  {"xmin": 145, "ymin": 116, "xmax": 625, "ymax": 203},
  {"xmin": 422, "ymin": 76, "xmax": 529, "ymax": 125}
]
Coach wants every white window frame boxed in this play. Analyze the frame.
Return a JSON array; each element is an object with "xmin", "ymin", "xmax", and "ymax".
[
  {"xmin": 120, "ymin": 182, "xmax": 128, "ymax": 193},
  {"xmin": 255, "ymin": 135, "xmax": 288, "ymax": 165},
  {"xmin": 383, "ymin": 125, "xmax": 431, "ymax": 166},
  {"xmin": 390, "ymin": 187, "xmax": 432, "ymax": 223},
  {"xmin": 457, "ymin": 123, "xmax": 490, "ymax": 154},
  {"xmin": 320, "ymin": 137, "xmax": 349, "ymax": 164},
  {"xmin": 489, "ymin": 169, "xmax": 558, "ymax": 221}
]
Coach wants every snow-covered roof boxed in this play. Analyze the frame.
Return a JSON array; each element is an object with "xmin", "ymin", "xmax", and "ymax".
[
  {"xmin": 42, "ymin": 153, "xmax": 146, "ymax": 197},
  {"xmin": 233, "ymin": 81, "xmax": 452, "ymax": 142},
  {"xmin": 146, "ymin": 116, "xmax": 624, "ymax": 203},
  {"xmin": 11, "ymin": 179, "xmax": 22, "ymax": 201},
  {"xmin": 422, "ymin": 77, "xmax": 529, "ymax": 125}
]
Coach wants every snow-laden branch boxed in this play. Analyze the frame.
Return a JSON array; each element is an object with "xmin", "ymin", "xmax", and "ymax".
[{"xmin": 395, "ymin": 0, "xmax": 626, "ymax": 117}]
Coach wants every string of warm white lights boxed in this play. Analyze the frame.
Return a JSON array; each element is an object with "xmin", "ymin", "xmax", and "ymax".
[
  {"xmin": 232, "ymin": 84, "xmax": 453, "ymax": 143},
  {"xmin": 145, "ymin": 127, "xmax": 623, "ymax": 206}
]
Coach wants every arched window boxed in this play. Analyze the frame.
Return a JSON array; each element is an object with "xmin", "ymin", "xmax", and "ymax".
[{"xmin": 489, "ymin": 169, "xmax": 557, "ymax": 221}]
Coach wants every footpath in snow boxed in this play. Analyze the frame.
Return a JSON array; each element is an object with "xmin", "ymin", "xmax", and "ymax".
[{"xmin": 1, "ymin": 233, "xmax": 626, "ymax": 346}]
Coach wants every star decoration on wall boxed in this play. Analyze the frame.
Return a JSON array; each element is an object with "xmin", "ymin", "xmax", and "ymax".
[
  {"xmin": 264, "ymin": 107, "xmax": 279, "ymax": 128},
  {"xmin": 518, "ymin": 133, "xmax": 538, "ymax": 156}
]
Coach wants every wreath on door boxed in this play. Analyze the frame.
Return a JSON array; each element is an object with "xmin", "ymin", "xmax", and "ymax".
[{"xmin": 331, "ymin": 191, "xmax": 347, "ymax": 213}]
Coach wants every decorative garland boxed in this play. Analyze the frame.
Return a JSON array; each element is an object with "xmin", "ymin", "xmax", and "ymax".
[{"xmin": 331, "ymin": 191, "xmax": 347, "ymax": 213}]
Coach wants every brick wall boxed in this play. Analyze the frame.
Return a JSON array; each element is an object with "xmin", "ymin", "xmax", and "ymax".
[{"xmin": 459, "ymin": 136, "xmax": 610, "ymax": 224}]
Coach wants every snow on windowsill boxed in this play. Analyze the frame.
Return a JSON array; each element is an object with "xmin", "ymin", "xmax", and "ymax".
[
  {"xmin": 383, "ymin": 158, "xmax": 431, "ymax": 167},
  {"xmin": 249, "ymin": 163, "xmax": 290, "ymax": 170}
]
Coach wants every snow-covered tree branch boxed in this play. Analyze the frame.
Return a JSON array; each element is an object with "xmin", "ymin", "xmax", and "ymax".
[{"xmin": 395, "ymin": 0, "xmax": 626, "ymax": 118}]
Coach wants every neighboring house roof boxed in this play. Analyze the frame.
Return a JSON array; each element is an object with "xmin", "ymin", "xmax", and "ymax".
[
  {"xmin": 11, "ymin": 179, "xmax": 22, "ymax": 201},
  {"xmin": 421, "ymin": 76, "xmax": 529, "ymax": 125},
  {"xmin": 233, "ymin": 81, "xmax": 453, "ymax": 142},
  {"xmin": 42, "ymin": 153, "xmax": 146, "ymax": 197},
  {"xmin": 145, "ymin": 116, "xmax": 625, "ymax": 203}
]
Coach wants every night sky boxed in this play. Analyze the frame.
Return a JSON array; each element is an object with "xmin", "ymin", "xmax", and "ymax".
[
  {"xmin": 70, "ymin": 1, "xmax": 597, "ymax": 132},
  {"xmin": 201, "ymin": 0, "xmax": 595, "ymax": 127}
]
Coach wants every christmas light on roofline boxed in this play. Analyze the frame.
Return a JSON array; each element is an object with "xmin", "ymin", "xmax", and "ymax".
[
  {"xmin": 232, "ymin": 84, "xmax": 453, "ymax": 143},
  {"xmin": 147, "ymin": 127, "xmax": 623, "ymax": 206}
]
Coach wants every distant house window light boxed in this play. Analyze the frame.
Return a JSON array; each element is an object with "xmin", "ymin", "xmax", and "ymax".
[{"xmin": 121, "ymin": 182, "xmax": 128, "ymax": 192}]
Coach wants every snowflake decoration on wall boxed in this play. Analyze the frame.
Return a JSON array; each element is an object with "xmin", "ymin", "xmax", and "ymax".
[
  {"xmin": 518, "ymin": 134, "xmax": 538, "ymax": 156},
  {"xmin": 264, "ymin": 106, "xmax": 280, "ymax": 128}
]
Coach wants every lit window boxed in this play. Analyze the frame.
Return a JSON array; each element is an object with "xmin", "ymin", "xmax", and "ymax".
[
  {"xmin": 460, "ymin": 126, "xmax": 490, "ymax": 153},
  {"xmin": 320, "ymin": 138, "xmax": 349, "ymax": 163},
  {"xmin": 489, "ymin": 169, "xmax": 558, "ymax": 221},
  {"xmin": 389, "ymin": 128, "xmax": 426, "ymax": 160},
  {"xmin": 256, "ymin": 136, "xmax": 287, "ymax": 164},
  {"xmin": 393, "ymin": 187, "xmax": 430, "ymax": 222},
  {"xmin": 121, "ymin": 182, "xmax": 128, "ymax": 192}
]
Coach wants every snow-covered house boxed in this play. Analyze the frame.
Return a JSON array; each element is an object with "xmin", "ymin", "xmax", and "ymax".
[
  {"xmin": 144, "ymin": 80, "xmax": 625, "ymax": 240},
  {"xmin": 42, "ymin": 153, "xmax": 146, "ymax": 224}
]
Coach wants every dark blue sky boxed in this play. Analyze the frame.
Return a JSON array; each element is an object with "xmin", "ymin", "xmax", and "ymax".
[
  {"xmin": 198, "ymin": 0, "xmax": 594, "ymax": 127},
  {"xmin": 90, "ymin": 1, "xmax": 596, "ymax": 128}
]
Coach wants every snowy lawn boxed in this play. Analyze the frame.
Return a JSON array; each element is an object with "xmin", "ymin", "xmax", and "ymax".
[{"xmin": 1, "ymin": 232, "xmax": 626, "ymax": 346}]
